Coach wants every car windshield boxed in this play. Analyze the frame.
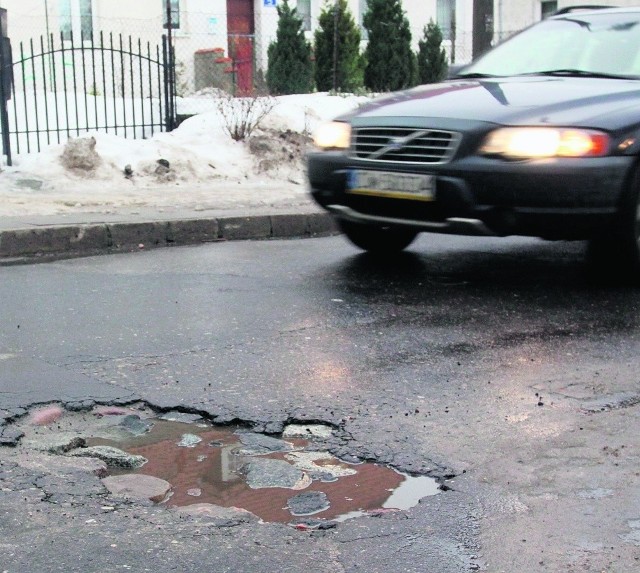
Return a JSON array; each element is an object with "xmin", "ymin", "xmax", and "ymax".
[{"xmin": 460, "ymin": 11, "xmax": 640, "ymax": 80}]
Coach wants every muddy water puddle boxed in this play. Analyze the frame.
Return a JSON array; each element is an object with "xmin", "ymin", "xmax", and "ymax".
[
  {"xmin": 85, "ymin": 416, "xmax": 440, "ymax": 524},
  {"xmin": 10, "ymin": 405, "xmax": 440, "ymax": 525}
]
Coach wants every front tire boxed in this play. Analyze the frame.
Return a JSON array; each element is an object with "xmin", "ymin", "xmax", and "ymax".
[
  {"xmin": 587, "ymin": 165, "xmax": 640, "ymax": 283},
  {"xmin": 338, "ymin": 220, "xmax": 418, "ymax": 255}
]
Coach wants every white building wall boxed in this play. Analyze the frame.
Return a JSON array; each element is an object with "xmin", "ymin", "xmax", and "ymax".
[
  {"xmin": 1, "ymin": 0, "xmax": 51, "ymax": 44},
  {"xmin": 256, "ymin": 0, "xmax": 279, "ymax": 72},
  {"xmin": 1, "ymin": 0, "xmax": 162, "ymax": 47},
  {"xmin": 495, "ymin": 0, "xmax": 536, "ymax": 36}
]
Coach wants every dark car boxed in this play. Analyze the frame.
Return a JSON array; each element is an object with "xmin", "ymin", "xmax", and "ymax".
[{"xmin": 306, "ymin": 6, "xmax": 640, "ymax": 278}]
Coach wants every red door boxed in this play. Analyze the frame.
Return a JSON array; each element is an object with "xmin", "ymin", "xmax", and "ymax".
[{"xmin": 226, "ymin": 0, "xmax": 254, "ymax": 94}]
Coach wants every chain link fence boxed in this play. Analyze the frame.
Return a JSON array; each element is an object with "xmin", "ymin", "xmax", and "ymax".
[{"xmin": 93, "ymin": 9, "xmax": 279, "ymax": 98}]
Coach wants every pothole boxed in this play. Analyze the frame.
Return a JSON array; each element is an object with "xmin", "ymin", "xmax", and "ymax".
[{"xmin": 7, "ymin": 404, "xmax": 441, "ymax": 527}]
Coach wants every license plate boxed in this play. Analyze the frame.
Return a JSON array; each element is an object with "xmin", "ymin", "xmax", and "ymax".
[{"xmin": 346, "ymin": 170, "xmax": 435, "ymax": 201}]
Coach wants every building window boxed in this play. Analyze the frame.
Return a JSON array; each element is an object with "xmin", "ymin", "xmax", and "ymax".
[
  {"xmin": 60, "ymin": 0, "xmax": 93, "ymax": 41},
  {"xmin": 163, "ymin": 0, "xmax": 180, "ymax": 29},
  {"xmin": 541, "ymin": 1, "xmax": 558, "ymax": 19},
  {"xmin": 436, "ymin": 0, "xmax": 454, "ymax": 41},
  {"xmin": 297, "ymin": 0, "xmax": 311, "ymax": 32}
]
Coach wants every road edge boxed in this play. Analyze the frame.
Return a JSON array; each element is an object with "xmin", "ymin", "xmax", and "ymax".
[{"xmin": 0, "ymin": 212, "xmax": 339, "ymax": 265}]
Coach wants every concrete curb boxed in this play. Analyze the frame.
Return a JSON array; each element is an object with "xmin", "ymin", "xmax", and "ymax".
[{"xmin": 0, "ymin": 212, "xmax": 339, "ymax": 265}]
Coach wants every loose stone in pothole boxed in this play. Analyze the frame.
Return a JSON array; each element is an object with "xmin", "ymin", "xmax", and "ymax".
[
  {"xmin": 245, "ymin": 458, "xmax": 312, "ymax": 490},
  {"xmin": 287, "ymin": 491, "xmax": 330, "ymax": 516},
  {"xmin": 177, "ymin": 433, "xmax": 202, "ymax": 448}
]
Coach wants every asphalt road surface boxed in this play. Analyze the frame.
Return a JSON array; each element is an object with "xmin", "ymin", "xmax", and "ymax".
[{"xmin": 1, "ymin": 233, "xmax": 639, "ymax": 572}]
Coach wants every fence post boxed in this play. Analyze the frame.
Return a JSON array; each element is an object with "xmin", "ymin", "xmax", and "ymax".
[
  {"xmin": 0, "ymin": 8, "xmax": 12, "ymax": 166},
  {"xmin": 162, "ymin": 35, "xmax": 176, "ymax": 132},
  {"xmin": 163, "ymin": 1, "xmax": 176, "ymax": 131}
]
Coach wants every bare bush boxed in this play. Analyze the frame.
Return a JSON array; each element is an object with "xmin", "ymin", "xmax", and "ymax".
[{"xmin": 215, "ymin": 93, "xmax": 277, "ymax": 141}]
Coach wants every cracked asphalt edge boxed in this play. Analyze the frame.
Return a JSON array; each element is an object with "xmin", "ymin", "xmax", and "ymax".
[{"xmin": 0, "ymin": 398, "xmax": 455, "ymax": 478}]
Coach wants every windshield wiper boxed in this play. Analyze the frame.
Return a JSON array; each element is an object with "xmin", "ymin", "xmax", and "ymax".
[
  {"xmin": 527, "ymin": 69, "xmax": 633, "ymax": 79},
  {"xmin": 453, "ymin": 72, "xmax": 500, "ymax": 79}
]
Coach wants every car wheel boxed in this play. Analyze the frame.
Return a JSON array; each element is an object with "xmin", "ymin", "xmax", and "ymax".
[
  {"xmin": 338, "ymin": 220, "xmax": 418, "ymax": 254},
  {"xmin": 587, "ymin": 165, "xmax": 640, "ymax": 283}
]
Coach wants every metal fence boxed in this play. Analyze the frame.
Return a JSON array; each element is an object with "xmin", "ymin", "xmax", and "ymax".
[{"xmin": 0, "ymin": 29, "xmax": 176, "ymax": 166}]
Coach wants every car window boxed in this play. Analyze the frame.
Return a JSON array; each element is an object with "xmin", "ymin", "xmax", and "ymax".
[{"xmin": 462, "ymin": 12, "xmax": 640, "ymax": 79}]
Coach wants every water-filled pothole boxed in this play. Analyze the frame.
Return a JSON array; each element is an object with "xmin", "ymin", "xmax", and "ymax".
[
  {"xmin": 87, "ymin": 417, "xmax": 440, "ymax": 523},
  {"xmin": 13, "ymin": 405, "xmax": 440, "ymax": 525}
]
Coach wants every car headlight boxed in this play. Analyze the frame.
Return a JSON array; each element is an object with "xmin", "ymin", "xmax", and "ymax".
[
  {"xmin": 313, "ymin": 121, "xmax": 351, "ymax": 150},
  {"xmin": 479, "ymin": 127, "xmax": 610, "ymax": 158}
]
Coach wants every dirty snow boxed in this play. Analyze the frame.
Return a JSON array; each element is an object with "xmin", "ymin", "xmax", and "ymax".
[{"xmin": 0, "ymin": 93, "xmax": 369, "ymax": 217}]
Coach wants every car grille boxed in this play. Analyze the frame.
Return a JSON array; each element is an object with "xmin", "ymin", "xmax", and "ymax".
[{"xmin": 350, "ymin": 127, "xmax": 461, "ymax": 164}]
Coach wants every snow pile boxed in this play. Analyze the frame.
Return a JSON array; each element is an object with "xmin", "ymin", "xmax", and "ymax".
[{"xmin": 0, "ymin": 93, "xmax": 368, "ymax": 217}]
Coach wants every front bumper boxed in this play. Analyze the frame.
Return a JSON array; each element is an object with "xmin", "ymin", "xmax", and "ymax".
[
  {"xmin": 307, "ymin": 151, "xmax": 634, "ymax": 239},
  {"xmin": 326, "ymin": 204, "xmax": 496, "ymax": 236}
]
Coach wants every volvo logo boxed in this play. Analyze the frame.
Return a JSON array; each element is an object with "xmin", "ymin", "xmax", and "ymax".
[{"xmin": 387, "ymin": 136, "xmax": 407, "ymax": 150}]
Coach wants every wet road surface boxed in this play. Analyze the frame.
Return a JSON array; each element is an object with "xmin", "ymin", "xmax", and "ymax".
[{"xmin": 1, "ymin": 233, "xmax": 639, "ymax": 572}]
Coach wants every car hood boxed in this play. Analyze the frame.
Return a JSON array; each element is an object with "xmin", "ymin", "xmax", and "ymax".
[{"xmin": 341, "ymin": 77, "xmax": 640, "ymax": 130}]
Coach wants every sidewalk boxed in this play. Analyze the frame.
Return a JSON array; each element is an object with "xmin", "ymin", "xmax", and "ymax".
[{"xmin": 0, "ymin": 183, "xmax": 338, "ymax": 264}]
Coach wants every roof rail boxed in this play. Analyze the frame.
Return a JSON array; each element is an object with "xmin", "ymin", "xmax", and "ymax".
[{"xmin": 553, "ymin": 5, "xmax": 618, "ymax": 15}]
